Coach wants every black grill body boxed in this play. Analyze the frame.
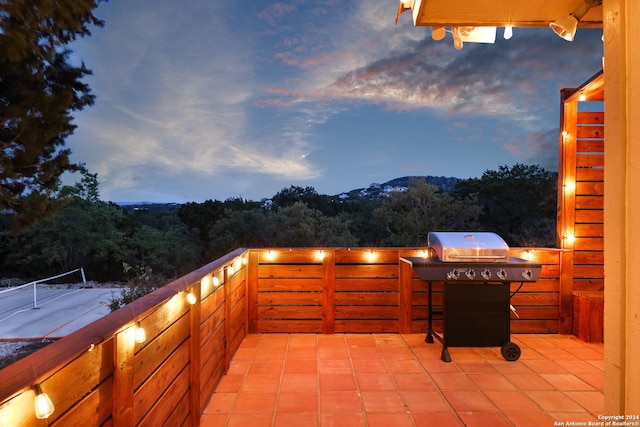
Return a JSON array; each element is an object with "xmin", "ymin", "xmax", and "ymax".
[{"xmin": 403, "ymin": 256, "xmax": 541, "ymax": 362}]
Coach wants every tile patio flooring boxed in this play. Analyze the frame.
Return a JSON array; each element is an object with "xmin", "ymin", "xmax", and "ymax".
[{"xmin": 200, "ymin": 333, "xmax": 604, "ymax": 427}]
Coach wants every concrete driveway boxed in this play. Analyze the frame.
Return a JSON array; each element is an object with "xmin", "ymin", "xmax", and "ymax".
[{"xmin": 0, "ymin": 286, "xmax": 118, "ymax": 339}]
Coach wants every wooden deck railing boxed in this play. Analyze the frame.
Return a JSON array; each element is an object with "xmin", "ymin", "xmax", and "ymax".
[{"xmin": 0, "ymin": 246, "xmax": 562, "ymax": 426}]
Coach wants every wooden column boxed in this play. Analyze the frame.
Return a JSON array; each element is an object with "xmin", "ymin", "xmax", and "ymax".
[
  {"xmin": 398, "ymin": 258, "xmax": 413, "ymax": 334},
  {"xmin": 113, "ymin": 327, "xmax": 135, "ymax": 426},
  {"xmin": 322, "ymin": 250, "xmax": 335, "ymax": 334},
  {"xmin": 558, "ymin": 90, "xmax": 578, "ymax": 334},
  {"xmin": 603, "ymin": 0, "xmax": 640, "ymax": 414},
  {"xmin": 189, "ymin": 281, "xmax": 202, "ymax": 423},
  {"xmin": 223, "ymin": 266, "xmax": 231, "ymax": 372},
  {"xmin": 247, "ymin": 250, "xmax": 259, "ymax": 334}
]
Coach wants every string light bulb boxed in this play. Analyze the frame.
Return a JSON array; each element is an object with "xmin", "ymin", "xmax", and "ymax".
[
  {"xmin": 33, "ymin": 384, "xmax": 54, "ymax": 419},
  {"xmin": 186, "ymin": 292, "xmax": 197, "ymax": 305},
  {"xmin": 366, "ymin": 249, "xmax": 377, "ymax": 262},
  {"xmin": 504, "ymin": 26, "xmax": 513, "ymax": 39},
  {"xmin": 135, "ymin": 322, "xmax": 146, "ymax": 343}
]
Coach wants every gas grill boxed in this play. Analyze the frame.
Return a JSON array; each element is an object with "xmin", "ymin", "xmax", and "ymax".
[{"xmin": 402, "ymin": 232, "xmax": 541, "ymax": 362}]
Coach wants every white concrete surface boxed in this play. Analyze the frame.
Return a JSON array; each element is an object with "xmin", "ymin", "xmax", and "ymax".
[{"xmin": 0, "ymin": 286, "xmax": 118, "ymax": 339}]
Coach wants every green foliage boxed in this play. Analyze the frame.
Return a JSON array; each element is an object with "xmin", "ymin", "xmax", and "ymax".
[
  {"xmin": 454, "ymin": 164, "xmax": 557, "ymax": 246},
  {"xmin": 272, "ymin": 185, "xmax": 340, "ymax": 216},
  {"xmin": 1, "ymin": 163, "xmax": 559, "ymax": 297},
  {"xmin": 267, "ymin": 202, "xmax": 356, "ymax": 247},
  {"xmin": 105, "ymin": 264, "xmax": 162, "ymax": 312},
  {"xmin": 372, "ymin": 180, "xmax": 481, "ymax": 247},
  {"xmin": 0, "ymin": 0, "xmax": 105, "ymax": 231},
  {"xmin": 207, "ymin": 209, "xmax": 270, "ymax": 259}
]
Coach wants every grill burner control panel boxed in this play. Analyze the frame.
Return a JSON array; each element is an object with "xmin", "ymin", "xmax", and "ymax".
[
  {"xmin": 405, "ymin": 257, "xmax": 541, "ymax": 283},
  {"xmin": 446, "ymin": 266, "xmax": 536, "ymax": 282}
]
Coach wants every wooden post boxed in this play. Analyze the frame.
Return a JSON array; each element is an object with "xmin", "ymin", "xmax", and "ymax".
[
  {"xmin": 398, "ymin": 258, "xmax": 413, "ymax": 334},
  {"xmin": 189, "ymin": 281, "xmax": 202, "ymax": 423},
  {"xmin": 113, "ymin": 328, "xmax": 135, "ymax": 426},
  {"xmin": 247, "ymin": 250, "xmax": 259, "ymax": 333},
  {"xmin": 322, "ymin": 250, "xmax": 335, "ymax": 334},
  {"xmin": 223, "ymin": 266, "xmax": 231, "ymax": 372},
  {"xmin": 558, "ymin": 90, "xmax": 577, "ymax": 334}
]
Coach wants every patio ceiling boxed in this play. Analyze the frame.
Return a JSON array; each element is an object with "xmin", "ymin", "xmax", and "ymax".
[{"xmin": 404, "ymin": 0, "xmax": 603, "ymax": 28}]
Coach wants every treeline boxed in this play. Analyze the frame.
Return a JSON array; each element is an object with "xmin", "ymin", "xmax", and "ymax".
[{"xmin": 0, "ymin": 164, "xmax": 557, "ymax": 284}]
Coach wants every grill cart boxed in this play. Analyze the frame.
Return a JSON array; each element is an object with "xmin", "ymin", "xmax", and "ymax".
[{"xmin": 403, "ymin": 232, "xmax": 541, "ymax": 362}]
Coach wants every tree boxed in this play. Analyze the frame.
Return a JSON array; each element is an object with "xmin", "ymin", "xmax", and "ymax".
[
  {"xmin": 272, "ymin": 185, "xmax": 340, "ymax": 216},
  {"xmin": 0, "ymin": 167, "xmax": 125, "ymax": 279},
  {"xmin": 267, "ymin": 202, "xmax": 357, "ymax": 247},
  {"xmin": 373, "ymin": 180, "xmax": 481, "ymax": 247},
  {"xmin": 0, "ymin": 0, "xmax": 105, "ymax": 232},
  {"xmin": 454, "ymin": 164, "xmax": 557, "ymax": 246}
]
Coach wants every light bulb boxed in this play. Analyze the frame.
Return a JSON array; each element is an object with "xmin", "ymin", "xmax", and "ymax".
[
  {"xmin": 33, "ymin": 384, "xmax": 54, "ymax": 419},
  {"xmin": 135, "ymin": 323, "xmax": 146, "ymax": 343},
  {"xmin": 504, "ymin": 26, "xmax": 513, "ymax": 39},
  {"xmin": 431, "ymin": 26, "xmax": 446, "ymax": 40},
  {"xmin": 186, "ymin": 292, "xmax": 197, "ymax": 305},
  {"xmin": 366, "ymin": 250, "xmax": 376, "ymax": 262},
  {"xmin": 213, "ymin": 276, "xmax": 221, "ymax": 287},
  {"xmin": 452, "ymin": 27, "xmax": 463, "ymax": 50}
]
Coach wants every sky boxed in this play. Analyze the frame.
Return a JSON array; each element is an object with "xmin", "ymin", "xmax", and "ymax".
[{"xmin": 66, "ymin": 0, "xmax": 604, "ymax": 203}]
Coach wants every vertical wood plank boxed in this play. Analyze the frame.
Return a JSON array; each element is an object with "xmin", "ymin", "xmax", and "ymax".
[
  {"xmin": 223, "ymin": 266, "xmax": 231, "ymax": 372},
  {"xmin": 189, "ymin": 281, "xmax": 202, "ymax": 423},
  {"xmin": 113, "ymin": 328, "xmax": 135, "ymax": 427},
  {"xmin": 398, "ymin": 258, "xmax": 413, "ymax": 334},
  {"xmin": 558, "ymin": 92, "xmax": 577, "ymax": 334},
  {"xmin": 322, "ymin": 250, "xmax": 335, "ymax": 334},
  {"xmin": 247, "ymin": 250, "xmax": 259, "ymax": 333}
]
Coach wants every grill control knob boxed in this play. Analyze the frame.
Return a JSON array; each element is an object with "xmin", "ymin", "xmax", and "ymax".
[
  {"xmin": 497, "ymin": 269, "xmax": 507, "ymax": 280},
  {"xmin": 448, "ymin": 268, "xmax": 460, "ymax": 280},
  {"xmin": 481, "ymin": 269, "xmax": 491, "ymax": 280},
  {"xmin": 522, "ymin": 270, "xmax": 534, "ymax": 280},
  {"xmin": 465, "ymin": 269, "xmax": 476, "ymax": 280}
]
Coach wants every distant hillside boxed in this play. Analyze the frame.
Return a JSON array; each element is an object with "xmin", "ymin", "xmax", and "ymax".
[
  {"xmin": 114, "ymin": 176, "xmax": 461, "ymax": 207},
  {"xmin": 118, "ymin": 202, "xmax": 181, "ymax": 213},
  {"xmin": 337, "ymin": 175, "xmax": 460, "ymax": 201},
  {"xmin": 383, "ymin": 176, "xmax": 459, "ymax": 193}
]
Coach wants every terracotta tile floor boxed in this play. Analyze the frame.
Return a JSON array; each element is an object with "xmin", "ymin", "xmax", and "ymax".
[{"xmin": 200, "ymin": 333, "xmax": 604, "ymax": 426}]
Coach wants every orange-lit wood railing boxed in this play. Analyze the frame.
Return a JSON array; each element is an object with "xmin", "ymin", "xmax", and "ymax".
[
  {"xmin": 0, "ymin": 246, "xmax": 562, "ymax": 425},
  {"xmin": 248, "ymin": 248, "xmax": 561, "ymax": 335},
  {"xmin": 0, "ymin": 248, "xmax": 248, "ymax": 427}
]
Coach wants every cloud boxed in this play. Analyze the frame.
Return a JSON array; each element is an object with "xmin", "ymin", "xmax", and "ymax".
[{"xmin": 66, "ymin": 0, "xmax": 602, "ymax": 202}]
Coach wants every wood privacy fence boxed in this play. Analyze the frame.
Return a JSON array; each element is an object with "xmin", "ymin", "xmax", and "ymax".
[
  {"xmin": 0, "ymin": 246, "xmax": 562, "ymax": 426},
  {"xmin": 557, "ymin": 71, "xmax": 605, "ymax": 334},
  {"xmin": 249, "ymin": 248, "xmax": 561, "ymax": 335}
]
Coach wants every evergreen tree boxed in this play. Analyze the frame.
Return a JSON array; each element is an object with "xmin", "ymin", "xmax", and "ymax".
[{"xmin": 0, "ymin": 0, "xmax": 105, "ymax": 231}]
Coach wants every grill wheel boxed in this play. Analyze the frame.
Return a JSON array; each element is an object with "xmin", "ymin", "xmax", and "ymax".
[{"xmin": 501, "ymin": 341, "xmax": 521, "ymax": 361}]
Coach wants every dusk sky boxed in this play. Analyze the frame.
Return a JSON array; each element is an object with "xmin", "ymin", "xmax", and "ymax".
[{"xmin": 66, "ymin": 0, "xmax": 603, "ymax": 203}]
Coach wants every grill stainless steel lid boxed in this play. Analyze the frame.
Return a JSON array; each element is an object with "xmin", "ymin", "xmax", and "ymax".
[{"xmin": 428, "ymin": 231, "xmax": 509, "ymax": 262}]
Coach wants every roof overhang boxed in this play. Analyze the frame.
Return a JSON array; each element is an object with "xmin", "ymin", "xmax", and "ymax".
[{"xmin": 401, "ymin": 0, "xmax": 603, "ymax": 28}]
